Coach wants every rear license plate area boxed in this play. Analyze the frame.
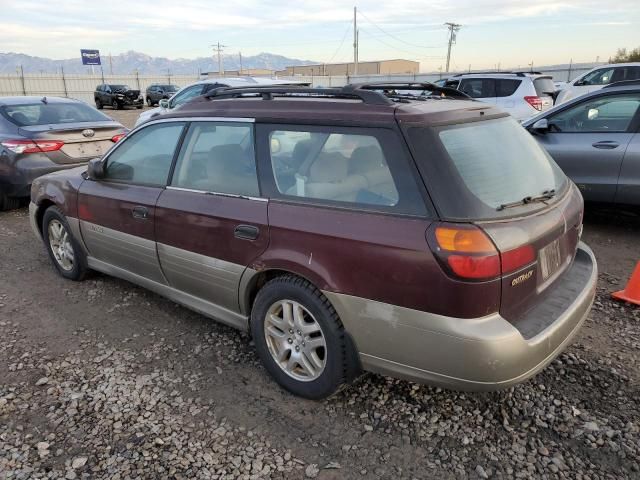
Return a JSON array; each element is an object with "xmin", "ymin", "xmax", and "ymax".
[{"xmin": 539, "ymin": 238, "xmax": 562, "ymax": 281}]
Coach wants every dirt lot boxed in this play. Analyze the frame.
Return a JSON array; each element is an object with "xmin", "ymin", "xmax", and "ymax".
[{"xmin": 1, "ymin": 107, "xmax": 640, "ymax": 479}]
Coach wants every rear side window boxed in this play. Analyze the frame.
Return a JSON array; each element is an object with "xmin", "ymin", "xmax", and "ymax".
[
  {"xmin": 459, "ymin": 79, "xmax": 496, "ymax": 98},
  {"xmin": 171, "ymin": 122, "xmax": 259, "ymax": 197},
  {"xmin": 261, "ymin": 126, "xmax": 427, "ymax": 216},
  {"xmin": 407, "ymin": 117, "xmax": 567, "ymax": 220},
  {"xmin": 0, "ymin": 102, "xmax": 111, "ymax": 126},
  {"xmin": 496, "ymin": 79, "xmax": 521, "ymax": 97},
  {"xmin": 533, "ymin": 77, "xmax": 556, "ymax": 97}
]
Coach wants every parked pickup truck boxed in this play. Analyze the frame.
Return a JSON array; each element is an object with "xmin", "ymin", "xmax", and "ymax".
[{"xmin": 94, "ymin": 84, "xmax": 143, "ymax": 110}]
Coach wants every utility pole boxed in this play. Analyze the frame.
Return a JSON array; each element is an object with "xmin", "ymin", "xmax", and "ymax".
[
  {"xmin": 212, "ymin": 42, "xmax": 227, "ymax": 75},
  {"xmin": 109, "ymin": 53, "xmax": 113, "ymax": 75},
  {"xmin": 239, "ymin": 52, "xmax": 243, "ymax": 75},
  {"xmin": 444, "ymin": 22, "xmax": 461, "ymax": 73},
  {"xmin": 567, "ymin": 58, "xmax": 573, "ymax": 82},
  {"xmin": 353, "ymin": 6, "xmax": 358, "ymax": 75}
]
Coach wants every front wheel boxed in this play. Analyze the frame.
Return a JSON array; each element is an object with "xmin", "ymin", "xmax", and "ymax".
[
  {"xmin": 147, "ymin": 97, "xmax": 153, "ymax": 107},
  {"xmin": 95, "ymin": 99, "xmax": 103, "ymax": 109},
  {"xmin": 251, "ymin": 275, "xmax": 356, "ymax": 399},
  {"xmin": 112, "ymin": 99, "xmax": 120, "ymax": 110},
  {"xmin": 42, "ymin": 207, "xmax": 87, "ymax": 281}
]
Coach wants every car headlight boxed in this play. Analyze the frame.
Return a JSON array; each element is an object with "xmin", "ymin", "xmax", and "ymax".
[{"xmin": 116, "ymin": 94, "xmax": 124, "ymax": 98}]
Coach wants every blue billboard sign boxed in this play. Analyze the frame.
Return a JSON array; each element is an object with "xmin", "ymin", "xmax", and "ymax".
[{"xmin": 80, "ymin": 49, "xmax": 101, "ymax": 66}]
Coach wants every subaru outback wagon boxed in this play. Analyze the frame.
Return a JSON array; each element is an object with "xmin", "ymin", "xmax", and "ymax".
[{"xmin": 29, "ymin": 83, "xmax": 597, "ymax": 399}]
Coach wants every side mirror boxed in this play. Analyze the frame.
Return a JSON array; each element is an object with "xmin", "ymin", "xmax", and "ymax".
[
  {"xmin": 574, "ymin": 80, "xmax": 585, "ymax": 86},
  {"xmin": 529, "ymin": 118, "xmax": 549, "ymax": 134},
  {"xmin": 159, "ymin": 99, "xmax": 170, "ymax": 109},
  {"xmin": 87, "ymin": 157, "xmax": 106, "ymax": 180}
]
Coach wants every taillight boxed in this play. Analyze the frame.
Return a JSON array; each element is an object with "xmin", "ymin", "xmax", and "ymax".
[
  {"xmin": 432, "ymin": 225, "xmax": 501, "ymax": 280},
  {"xmin": 524, "ymin": 96, "xmax": 543, "ymax": 111},
  {"xmin": 429, "ymin": 224, "xmax": 536, "ymax": 280},
  {"xmin": 1, "ymin": 139, "xmax": 64, "ymax": 154},
  {"xmin": 111, "ymin": 133, "xmax": 125, "ymax": 143}
]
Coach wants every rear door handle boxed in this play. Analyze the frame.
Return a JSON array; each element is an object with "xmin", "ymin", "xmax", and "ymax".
[
  {"xmin": 132, "ymin": 206, "xmax": 149, "ymax": 219},
  {"xmin": 234, "ymin": 225, "xmax": 259, "ymax": 240},
  {"xmin": 592, "ymin": 141, "xmax": 619, "ymax": 149}
]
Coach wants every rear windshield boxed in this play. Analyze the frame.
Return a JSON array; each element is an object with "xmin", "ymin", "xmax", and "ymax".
[
  {"xmin": 533, "ymin": 77, "xmax": 556, "ymax": 97},
  {"xmin": 0, "ymin": 102, "xmax": 111, "ymax": 126},
  {"xmin": 408, "ymin": 117, "xmax": 567, "ymax": 220}
]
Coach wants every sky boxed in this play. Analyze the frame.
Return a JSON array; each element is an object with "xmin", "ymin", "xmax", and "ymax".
[{"xmin": 0, "ymin": 0, "xmax": 638, "ymax": 71}]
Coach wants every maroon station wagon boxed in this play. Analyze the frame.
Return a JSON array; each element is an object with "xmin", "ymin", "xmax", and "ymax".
[{"xmin": 29, "ymin": 83, "xmax": 597, "ymax": 399}]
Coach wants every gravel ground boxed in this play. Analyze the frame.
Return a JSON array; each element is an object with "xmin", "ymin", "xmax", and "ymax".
[{"xmin": 1, "ymin": 106, "xmax": 639, "ymax": 479}]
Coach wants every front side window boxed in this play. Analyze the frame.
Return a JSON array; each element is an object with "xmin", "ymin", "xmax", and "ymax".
[
  {"xmin": 459, "ymin": 79, "xmax": 496, "ymax": 98},
  {"xmin": 171, "ymin": 122, "xmax": 259, "ymax": 197},
  {"xmin": 548, "ymin": 94, "xmax": 640, "ymax": 133},
  {"xmin": 169, "ymin": 85, "xmax": 204, "ymax": 108},
  {"xmin": 580, "ymin": 68, "xmax": 615, "ymax": 86},
  {"xmin": 105, "ymin": 122, "xmax": 185, "ymax": 185},
  {"xmin": 269, "ymin": 130, "xmax": 399, "ymax": 207}
]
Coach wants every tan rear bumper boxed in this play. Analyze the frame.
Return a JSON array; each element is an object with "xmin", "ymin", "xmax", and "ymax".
[{"xmin": 325, "ymin": 242, "xmax": 597, "ymax": 390}]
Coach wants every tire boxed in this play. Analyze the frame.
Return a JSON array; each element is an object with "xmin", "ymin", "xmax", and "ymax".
[
  {"xmin": 147, "ymin": 97, "xmax": 153, "ymax": 107},
  {"xmin": 95, "ymin": 99, "xmax": 103, "ymax": 109},
  {"xmin": 136, "ymin": 105, "xmax": 143, "ymax": 109},
  {"xmin": 42, "ymin": 206, "xmax": 88, "ymax": 281},
  {"xmin": 251, "ymin": 275, "xmax": 356, "ymax": 400},
  {"xmin": 112, "ymin": 99, "xmax": 120, "ymax": 110},
  {"xmin": 0, "ymin": 194, "xmax": 22, "ymax": 211}
]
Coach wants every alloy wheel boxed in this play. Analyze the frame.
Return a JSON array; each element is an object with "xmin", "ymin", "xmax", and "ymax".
[{"xmin": 48, "ymin": 220, "xmax": 74, "ymax": 271}]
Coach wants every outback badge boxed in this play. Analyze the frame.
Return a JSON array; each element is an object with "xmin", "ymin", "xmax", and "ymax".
[{"xmin": 511, "ymin": 270, "xmax": 534, "ymax": 287}]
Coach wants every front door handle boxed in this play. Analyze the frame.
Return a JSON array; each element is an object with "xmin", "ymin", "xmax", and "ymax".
[
  {"xmin": 132, "ymin": 206, "xmax": 149, "ymax": 219},
  {"xmin": 234, "ymin": 225, "xmax": 259, "ymax": 240},
  {"xmin": 592, "ymin": 141, "xmax": 619, "ymax": 149}
]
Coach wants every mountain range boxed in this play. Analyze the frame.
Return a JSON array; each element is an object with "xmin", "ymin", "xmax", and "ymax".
[{"xmin": 0, "ymin": 50, "xmax": 316, "ymax": 75}]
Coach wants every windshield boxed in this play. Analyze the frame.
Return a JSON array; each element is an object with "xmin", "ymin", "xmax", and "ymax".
[
  {"xmin": 110, "ymin": 85, "xmax": 130, "ymax": 91},
  {"xmin": 408, "ymin": 117, "xmax": 567, "ymax": 220},
  {"xmin": 0, "ymin": 102, "xmax": 111, "ymax": 126}
]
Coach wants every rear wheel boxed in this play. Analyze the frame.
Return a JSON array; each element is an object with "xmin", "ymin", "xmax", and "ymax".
[
  {"xmin": 42, "ymin": 207, "xmax": 87, "ymax": 281},
  {"xmin": 95, "ymin": 99, "xmax": 102, "ymax": 109},
  {"xmin": 112, "ymin": 99, "xmax": 120, "ymax": 110},
  {"xmin": 251, "ymin": 275, "xmax": 355, "ymax": 399},
  {"xmin": 0, "ymin": 194, "xmax": 22, "ymax": 211}
]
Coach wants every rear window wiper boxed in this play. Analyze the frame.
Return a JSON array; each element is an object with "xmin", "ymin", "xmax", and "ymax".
[{"xmin": 497, "ymin": 189, "xmax": 556, "ymax": 211}]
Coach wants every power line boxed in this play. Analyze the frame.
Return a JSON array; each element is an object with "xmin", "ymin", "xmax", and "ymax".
[
  {"xmin": 326, "ymin": 20, "xmax": 353, "ymax": 64},
  {"xmin": 358, "ymin": 9, "xmax": 445, "ymax": 49},
  {"xmin": 358, "ymin": 28, "xmax": 443, "ymax": 59}
]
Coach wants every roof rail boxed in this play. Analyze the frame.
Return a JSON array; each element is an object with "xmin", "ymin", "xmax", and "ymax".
[
  {"xmin": 603, "ymin": 79, "xmax": 640, "ymax": 89},
  {"xmin": 451, "ymin": 71, "xmax": 543, "ymax": 77},
  {"xmin": 204, "ymin": 85, "xmax": 393, "ymax": 105},
  {"xmin": 344, "ymin": 82, "xmax": 470, "ymax": 100}
]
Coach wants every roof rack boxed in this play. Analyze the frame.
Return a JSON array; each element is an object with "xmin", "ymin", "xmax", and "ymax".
[
  {"xmin": 204, "ymin": 85, "xmax": 393, "ymax": 105},
  {"xmin": 603, "ymin": 79, "xmax": 640, "ymax": 89},
  {"xmin": 345, "ymin": 82, "xmax": 470, "ymax": 100},
  {"xmin": 451, "ymin": 71, "xmax": 543, "ymax": 77},
  {"xmin": 203, "ymin": 82, "xmax": 471, "ymax": 105}
]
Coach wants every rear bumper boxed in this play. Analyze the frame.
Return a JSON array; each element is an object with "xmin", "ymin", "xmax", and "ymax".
[
  {"xmin": 325, "ymin": 242, "xmax": 597, "ymax": 390},
  {"xmin": 0, "ymin": 156, "xmax": 85, "ymax": 199}
]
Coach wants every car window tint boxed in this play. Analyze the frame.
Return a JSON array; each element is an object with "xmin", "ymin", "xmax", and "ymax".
[
  {"xmin": 582, "ymin": 68, "xmax": 615, "ymax": 85},
  {"xmin": 549, "ymin": 94, "xmax": 640, "ymax": 133},
  {"xmin": 459, "ymin": 79, "xmax": 495, "ymax": 98},
  {"xmin": 496, "ymin": 79, "xmax": 521, "ymax": 97},
  {"xmin": 1, "ymin": 102, "xmax": 111, "ymax": 126},
  {"xmin": 170, "ymin": 85, "xmax": 204, "ymax": 107},
  {"xmin": 171, "ymin": 122, "xmax": 259, "ymax": 197},
  {"xmin": 270, "ymin": 130, "xmax": 399, "ymax": 207},
  {"xmin": 105, "ymin": 122, "xmax": 185, "ymax": 186}
]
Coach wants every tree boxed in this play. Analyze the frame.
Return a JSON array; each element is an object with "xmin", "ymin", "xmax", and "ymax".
[{"xmin": 610, "ymin": 47, "xmax": 640, "ymax": 63}]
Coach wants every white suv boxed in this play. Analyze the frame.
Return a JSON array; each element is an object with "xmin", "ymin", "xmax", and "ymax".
[
  {"xmin": 442, "ymin": 73, "xmax": 556, "ymax": 121},
  {"xmin": 555, "ymin": 63, "xmax": 640, "ymax": 105}
]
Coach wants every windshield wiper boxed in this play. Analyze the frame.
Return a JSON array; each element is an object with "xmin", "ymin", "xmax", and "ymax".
[{"xmin": 497, "ymin": 189, "xmax": 556, "ymax": 211}]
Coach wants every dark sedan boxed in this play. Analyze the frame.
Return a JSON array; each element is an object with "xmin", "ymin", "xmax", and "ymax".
[
  {"xmin": 524, "ymin": 83, "xmax": 640, "ymax": 208},
  {"xmin": 0, "ymin": 96, "xmax": 126, "ymax": 210}
]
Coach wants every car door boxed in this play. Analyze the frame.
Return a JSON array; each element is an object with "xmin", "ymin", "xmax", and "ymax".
[
  {"xmin": 535, "ymin": 92, "xmax": 640, "ymax": 202},
  {"xmin": 154, "ymin": 120, "xmax": 268, "ymax": 322},
  {"xmin": 78, "ymin": 121, "xmax": 187, "ymax": 282},
  {"xmin": 495, "ymin": 78, "xmax": 522, "ymax": 115},
  {"xmin": 102, "ymin": 85, "xmax": 112, "ymax": 104},
  {"xmin": 458, "ymin": 78, "xmax": 497, "ymax": 105},
  {"xmin": 616, "ymin": 130, "xmax": 640, "ymax": 206}
]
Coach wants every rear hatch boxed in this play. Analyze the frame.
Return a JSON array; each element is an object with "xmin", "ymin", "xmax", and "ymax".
[
  {"xmin": 533, "ymin": 76, "xmax": 557, "ymax": 108},
  {"xmin": 406, "ymin": 115, "xmax": 583, "ymax": 322},
  {"xmin": 20, "ymin": 122, "xmax": 124, "ymax": 164}
]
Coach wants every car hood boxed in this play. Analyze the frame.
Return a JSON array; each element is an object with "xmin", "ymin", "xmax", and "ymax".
[{"xmin": 135, "ymin": 106, "xmax": 165, "ymax": 126}]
